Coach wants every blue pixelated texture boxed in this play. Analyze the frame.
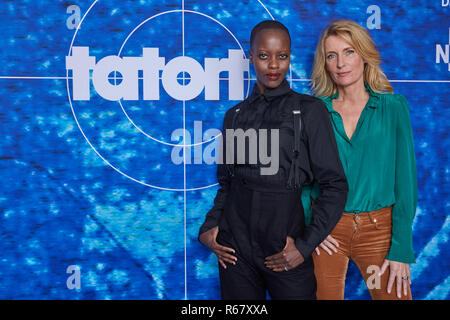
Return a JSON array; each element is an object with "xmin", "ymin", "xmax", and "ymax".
[{"xmin": 0, "ymin": 0, "xmax": 448, "ymax": 299}]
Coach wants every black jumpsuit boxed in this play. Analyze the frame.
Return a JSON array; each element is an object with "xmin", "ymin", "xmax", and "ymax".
[{"xmin": 199, "ymin": 79, "xmax": 348, "ymax": 300}]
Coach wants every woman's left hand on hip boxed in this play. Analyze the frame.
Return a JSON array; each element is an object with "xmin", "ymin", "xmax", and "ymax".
[{"xmin": 264, "ymin": 236, "xmax": 304, "ymax": 272}]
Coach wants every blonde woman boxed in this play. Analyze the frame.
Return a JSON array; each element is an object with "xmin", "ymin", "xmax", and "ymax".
[{"xmin": 303, "ymin": 19, "xmax": 417, "ymax": 300}]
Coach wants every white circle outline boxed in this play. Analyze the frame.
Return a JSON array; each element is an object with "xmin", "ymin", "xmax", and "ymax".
[
  {"xmin": 66, "ymin": 0, "xmax": 276, "ymax": 191},
  {"xmin": 116, "ymin": 9, "xmax": 250, "ymax": 147},
  {"xmin": 66, "ymin": 2, "xmax": 216, "ymax": 191}
]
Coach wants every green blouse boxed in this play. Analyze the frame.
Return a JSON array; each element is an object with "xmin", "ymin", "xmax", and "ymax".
[{"xmin": 301, "ymin": 84, "xmax": 417, "ymax": 263}]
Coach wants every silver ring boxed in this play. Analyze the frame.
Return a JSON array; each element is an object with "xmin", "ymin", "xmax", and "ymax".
[{"xmin": 402, "ymin": 276, "xmax": 409, "ymax": 281}]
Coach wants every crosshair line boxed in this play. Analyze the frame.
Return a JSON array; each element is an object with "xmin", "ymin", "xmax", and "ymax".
[
  {"xmin": 1, "ymin": 76, "xmax": 450, "ymax": 83},
  {"xmin": 182, "ymin": 0, "xmax": 188, "ymax": 301}
]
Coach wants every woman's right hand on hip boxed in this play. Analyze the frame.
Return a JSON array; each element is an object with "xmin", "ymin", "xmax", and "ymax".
[
  {"xmin": 314, "ymin": 235, "xmax": 339, "ymax": 255},
  {"xmin": 199, "ymin": 226, "xmax": 237, "ymax": 269}
]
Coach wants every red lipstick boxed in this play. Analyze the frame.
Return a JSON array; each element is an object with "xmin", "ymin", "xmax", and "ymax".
[{"xmin": 266, "ymin": 73, "xmax": 281, "ymax": 81}]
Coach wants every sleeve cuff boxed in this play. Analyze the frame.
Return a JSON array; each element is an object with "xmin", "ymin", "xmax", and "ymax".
[
  {"xmin": 198, "ymin": 221, "xmax": 217, "ymax": 238},
  {"xmin": 386, "ymin": 225, "xmax": 416, "ymax": 263},
  {"xmin": 294, "ymin": 238, "xmax": 315, "ymax": 261}
]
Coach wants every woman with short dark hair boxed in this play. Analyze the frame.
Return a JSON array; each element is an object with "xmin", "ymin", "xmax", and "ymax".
[{"xmin": 198, "ymin": 20, "xmax": 348, "ymax": 300}]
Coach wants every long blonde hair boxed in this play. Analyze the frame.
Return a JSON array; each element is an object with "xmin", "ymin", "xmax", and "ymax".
[{"xmin": 311, "ymin": 19, "xmax": 393, "ymax": 97}]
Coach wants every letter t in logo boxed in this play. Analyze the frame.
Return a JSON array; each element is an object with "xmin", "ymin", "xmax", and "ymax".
[
  {"xmin": 142, "ymin": 48, "xmax": 165, "ymax": 100},
  {"xmin": 66, "ymin": 47, "xmax": 96, "ymax": 100}
]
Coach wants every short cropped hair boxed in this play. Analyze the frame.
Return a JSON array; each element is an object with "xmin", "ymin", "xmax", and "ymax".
[{"xmin": 250, "ymin": 20, "xmax": 291, "ymax": 49}]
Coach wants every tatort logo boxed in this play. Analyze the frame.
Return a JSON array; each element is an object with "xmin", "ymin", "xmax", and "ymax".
[
  {"xmin": 66, "ymin": 46, "xmax": 249, "ymax": 101},
  {"xmin": 64, "ymin": 2, "xmax": 276, "ymax": 191}
]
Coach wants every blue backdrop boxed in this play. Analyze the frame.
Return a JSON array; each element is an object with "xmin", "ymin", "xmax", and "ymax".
[{"xmin": 0, "ymin": 0, "xmax": 448, "ymax": 299}]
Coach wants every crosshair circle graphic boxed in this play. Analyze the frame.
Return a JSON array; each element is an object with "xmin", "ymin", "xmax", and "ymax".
[
  {"xmin": 66, "ymin": 0, "xmax": 276, "ymax": 191},
  {"xmin": 117, "ymin": 9, "xmax": 250, "ymax": 148}
]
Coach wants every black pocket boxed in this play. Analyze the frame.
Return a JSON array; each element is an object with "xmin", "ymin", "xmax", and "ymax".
[{"xmin": 257, "ymin": 192, "xmax": 297, "ymax": 257}]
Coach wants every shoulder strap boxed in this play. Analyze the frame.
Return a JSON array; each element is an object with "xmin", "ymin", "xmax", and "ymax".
[
  {"xmin": 293, "ymin": 109, "xmax": 302, "ymax": 158},
  {"xmin": 287, "ymin": 105, "xmax": 302, "ymax": 189}
]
